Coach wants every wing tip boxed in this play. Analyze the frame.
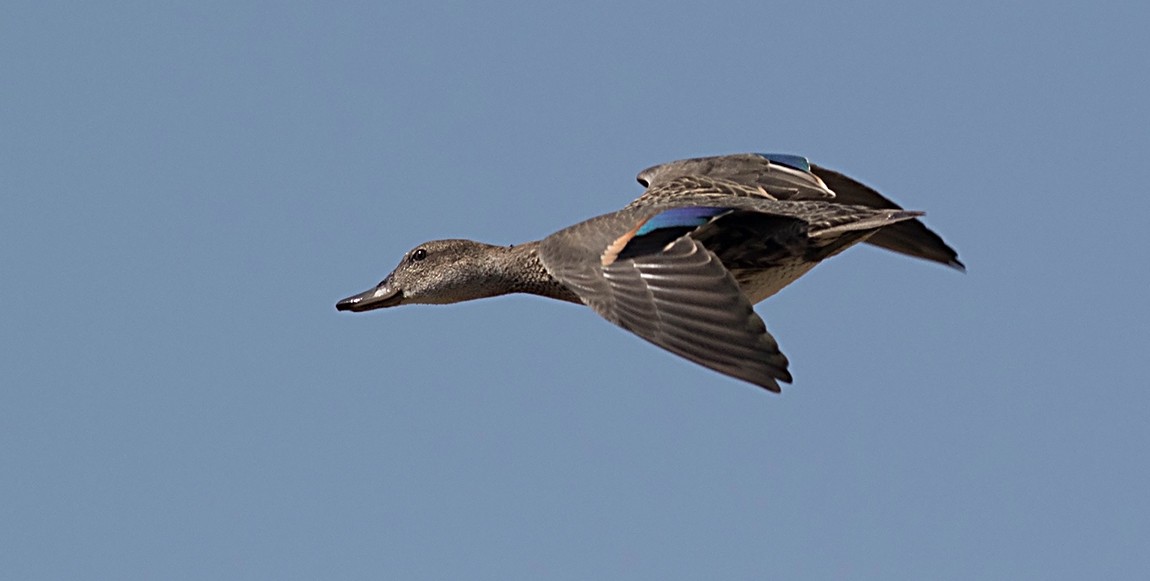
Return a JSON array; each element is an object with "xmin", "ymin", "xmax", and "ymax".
[
  {"xmin": 741, "ymin": 360, "xmax": 792, "ymax": 393},
  {"xmin": 757, "ymin": 377, "xmax": 785, "ymax": 393}
]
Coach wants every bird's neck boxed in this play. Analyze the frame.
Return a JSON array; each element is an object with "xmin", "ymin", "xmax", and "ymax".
[{"xmin": 488, "ymin": 241, "xmax": 583, "ymax": 305}]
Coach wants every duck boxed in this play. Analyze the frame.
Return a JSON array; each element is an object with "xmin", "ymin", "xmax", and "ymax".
[{"xmin": 336, "ymin": 153, "xmax": 962, "ymax": 392}]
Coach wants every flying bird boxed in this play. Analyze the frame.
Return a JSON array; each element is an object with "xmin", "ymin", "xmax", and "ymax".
[{"xmin": 337, "ymin": 153, "xmax": 962, "ymax": 392}]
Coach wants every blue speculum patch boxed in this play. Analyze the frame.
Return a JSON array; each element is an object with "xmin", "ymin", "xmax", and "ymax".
[
  {"xmin": 634, "ymin": 206, "xmax": 729, "ymax": 236},
  {"xmin": 606, "ymin": 207, "xmax": 731, "ymax": 263},
  {"xmin": 755, "ymin": 153, "xmax": 812, "ymax": 173}
]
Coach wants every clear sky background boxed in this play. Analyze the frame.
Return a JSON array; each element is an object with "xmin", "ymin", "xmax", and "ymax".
[{"xmin": 3, "ymin": 1, "xmax": 1148, "ymax": 579}]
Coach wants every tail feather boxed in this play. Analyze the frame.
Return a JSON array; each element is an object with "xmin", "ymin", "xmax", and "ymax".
[
  {"xmin": 807, "ymin": 210, "xmax": 924, "ymax": 262},
  {"xmin": 811, "ymin": 210, "xmax": 924, "ymax": 238}
]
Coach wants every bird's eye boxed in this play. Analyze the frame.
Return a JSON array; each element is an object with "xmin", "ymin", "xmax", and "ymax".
[{"xmin": 410, "ymin": 248, "xmax": 427, "ymax": 262}]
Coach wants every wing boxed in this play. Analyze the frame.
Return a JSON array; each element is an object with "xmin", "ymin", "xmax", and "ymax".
[
  {"xmin": 635, "ymin": 153, "xmax": 964, "ymax": 270},
  {"xmin": 636, "ymin": 153, "xmax": 837, "ymax": 201},
  {"xmin": 539, "ymin": 208, "xmax": 792, "ymax": 392}
]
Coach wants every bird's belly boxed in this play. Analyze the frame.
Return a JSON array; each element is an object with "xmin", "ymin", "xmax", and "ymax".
[{"xmin": 733, "ymin": 262, "xmax": 819, "ymax": 304}]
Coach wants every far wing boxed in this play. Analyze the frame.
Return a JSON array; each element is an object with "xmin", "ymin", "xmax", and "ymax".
[
  {"xmin": 634, "ymin": 153, "xmax": 964, "ymax": 270},
  {"xmin": 636, "ymin": 153, "xmax": 836, "ymax": 201}
]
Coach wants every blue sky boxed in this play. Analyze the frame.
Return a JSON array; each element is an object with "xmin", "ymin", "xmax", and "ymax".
[{"xmin": 3, "ymin": 1, "xmax": 1148, "ymax": 579}]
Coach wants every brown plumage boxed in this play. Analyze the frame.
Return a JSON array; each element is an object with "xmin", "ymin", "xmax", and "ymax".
[{"xmin": 337, "ymin": 153, "xmax": 962, "ymax": 392}]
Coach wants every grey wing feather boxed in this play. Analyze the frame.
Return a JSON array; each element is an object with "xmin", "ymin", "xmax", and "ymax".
[{"xmin": 540, "ymin": 223, "xmax": 791, "ymax": 392}]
